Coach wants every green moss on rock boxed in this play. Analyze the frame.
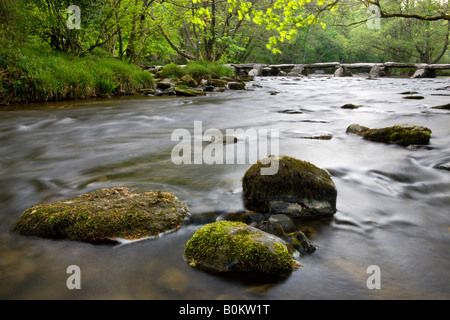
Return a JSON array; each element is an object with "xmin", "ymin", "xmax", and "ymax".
[
  {"xmin": 242, "ymin": 156, "xmax": 337, "ymax": 217},
  {"xmin": 12, "ymin": 187, "xmax": 189, "ymax": 244},
  {"xmin": 174, "ymin": 87, "xmax": 206, "ymax": 97},
  {"xmin": 362, "ymin": 125, "xmax": 432, "ymax": 147},
  {"xmin": 184, "ymin": 221, "xmax": 298, "ymax": 274}
]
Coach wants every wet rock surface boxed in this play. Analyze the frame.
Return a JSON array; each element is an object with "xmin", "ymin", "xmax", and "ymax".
[
  {"xmin": 242, "ymin": 156, "xmax": 337, "ymax": 218},
  {"xmin": 12, "ymin": 187, "xmax": 190, "ymax": 244},
  {"xmin": 184, "ymin": 221, "xmax": 299, "ymax": 275},
  {"xmin": 347, "ymin": 124, "xmax": 432, "ymax": 147}
]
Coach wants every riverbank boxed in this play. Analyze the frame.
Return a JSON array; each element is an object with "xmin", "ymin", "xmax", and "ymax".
[
  {"xmin": 0, "ymin": 44, "xmax": 156, "ymax": 106},
  {"xmin": 0, "ymin": 44, "xmax": 244, "ymax": 106}
]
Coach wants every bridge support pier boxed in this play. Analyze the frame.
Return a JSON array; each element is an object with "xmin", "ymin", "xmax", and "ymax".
[
  {"xmin": 411, "ymin": 67, "xmax": 436, "ymax": 79},
  {"xmin": 334, "ymin": 65, "xmax": 353, "ymax": 77}
]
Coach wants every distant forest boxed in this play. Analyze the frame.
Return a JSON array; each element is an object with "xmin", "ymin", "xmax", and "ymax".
[{"xmin": 1, "ymin": 0, "xmax": 449, "ymax": 65}]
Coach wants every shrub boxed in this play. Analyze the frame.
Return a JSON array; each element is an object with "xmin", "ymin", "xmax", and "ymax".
[
  {"xmin": 158, "ymin": 62, "xmax": 186, "ymax": 79},
  {"xmin": 185, "ymin": 61, "xmax": 234, "ymax": 80}
]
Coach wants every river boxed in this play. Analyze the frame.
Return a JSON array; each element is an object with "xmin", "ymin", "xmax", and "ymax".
[{"xmin": 0, "ymin": 75, "xmax": 449, "ymax": 300}]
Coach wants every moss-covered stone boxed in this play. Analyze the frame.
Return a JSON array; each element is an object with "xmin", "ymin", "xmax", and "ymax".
[
  {"xmin": 184, "ymin": 221, "xmax": 298, "ymax": 274},
  {"xmin": 362, "ymin": 124, "xmax": 432, "ymax": 147},
  {"xmin": 242, "ymin": 156, "xmax": 337, "ymax": 217},
  {"xmin": 341, "ymin": 104, "xmax": 360, "ymax": 109},
  {"xmin": 174, "ymin": 87, "xmax": 206, "ymax": 97},
  {"xmin": 180, "ymin": 75, "xmax": 197, "ymax": 87},
  {"xmin": 228, "ymin": 82, "xmax": 246, "ymax": 90},
  {"xmin": 156, "ymin": 80, "xmax": 172, "ymax": 90},
  {"xmin": 432, "ymin": 103, "xmax": 450, "ymax": 110},
  {"xmin": 12, "ymin": 187, "xmax": 190, "ymax": 244},
  {"xmin": 206, "ymin": 79, "xmax": 227, "ymax": 87},
  {"xmin": 402, "ymin": 95, "xmax": 425, "ymax": 100}
]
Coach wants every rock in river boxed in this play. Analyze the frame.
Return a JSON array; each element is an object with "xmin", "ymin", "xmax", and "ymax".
[
  {"xmin": 12, "ymin": 187, "xmax": 190, "ymax": 244},
  {"xmin": 346, "ymin": 124, "xmax": 370, "ymax": 135},
  {"xmin": 242, "ymin": 156, "xmax": 337, "ymax": 217},
  {"xmin": 432, "ymin": 103, "xmax": 450, "ymax": 110},
  {"xmin": 184, "ymin": 221, "xmax": 299, "ymax": 274},
  {"xmin": 228, "ymin": 82, "xmax": 246, "ymax": 90},
  {"xmin": 347, "ymin": 124, "xmax": 432, "ymax": 147}
]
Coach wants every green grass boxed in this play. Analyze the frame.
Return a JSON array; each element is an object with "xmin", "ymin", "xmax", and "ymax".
[
  {"xmin": 156, "ymin": 61, "xmax": 235, "ymax": 82},
  {"xmin": 0, "ymin": 44, "xmax": 154, "ymax": 105},
  {"xmin": 185, "ymin": 61, "xmax": 234, "ymax": 81},
  {"xmin": 157, "ymin": 62, "xmax": 186, "ymax": 79}
]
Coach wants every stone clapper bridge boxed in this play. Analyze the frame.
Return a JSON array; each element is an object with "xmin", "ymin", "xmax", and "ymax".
[{"xmin": 229, "ymin": 62, "xmax": 450, "ymax": 78}]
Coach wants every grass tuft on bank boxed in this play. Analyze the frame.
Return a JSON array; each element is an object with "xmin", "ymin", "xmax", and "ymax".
[
  {"xmin": 0, "ymin": 44, "xmax": 154, "ymax": 105},
  {"xmin": 156, "ymin": 61, "xmax": 234, "ymax": 81}
]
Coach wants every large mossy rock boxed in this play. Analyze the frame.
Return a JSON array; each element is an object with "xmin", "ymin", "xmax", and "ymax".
[
  {"xmin": 12, "ymin": 187, "xmax": 190, "ymax": 244},
  {"xmin": 242, "ymin": 156, "xmax": 337, "ymax": 217},
  {"xmin": 184, "ymin": 221, "xmax": 298, "ymax": 275},
  {"xmin": 348, "ymin": 124, "xmax": 432, "ymax": 147}
]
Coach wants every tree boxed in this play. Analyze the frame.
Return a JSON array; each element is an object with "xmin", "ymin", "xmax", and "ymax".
[
  {"xmin": 147, "ymin": 0, "xmax": 340, "ymax": 61},
  {"xmin": 361, "ymin": 0, "xmax": 450, "ymax": 22},
  {"xmin": 0, "ymin": 0, "xmax": 30, "ymax": 44},
  {"xmin": 353, "ymin": 0, "xmax": 450, "ymax": 63},
  {"xmin": 27, "ymin": 0, "xmax": 119, "ymax": 56}
]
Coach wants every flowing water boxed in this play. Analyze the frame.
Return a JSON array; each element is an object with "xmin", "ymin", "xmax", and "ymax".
[{"xmin": 0, "ymin": 75, "xmax": 449, "ymax": 300}]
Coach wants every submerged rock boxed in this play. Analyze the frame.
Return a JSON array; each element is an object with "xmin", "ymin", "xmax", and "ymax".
[
  {"xmin": 242, "ymin": 156, "xmax": 337, "ymax": 217},
  {"xmin": 278, "ymin": 108, "xmax": 302, "ymax": 114},
  {"xmin": 184, "ymin": 221, "xmax": 299, "ymax": 274},
  {"xmin": 341, "ymin": 104, "xmax": 360, "ymax": 109},
  {"xmin": 346, "ymin": 124, "xmax": 370, "ymax": 135},
  {"xmin": 266, "ymin": 214, "xmax": 296, "ymax": 233},
  {"xmin": 400, "ymin": 91, "xmax": 420, "ymax": 95},
  {"xmin": 402, "ymin": 95, "xmax": 425, "ymax": 100},
  {"xmin": 432, "ymin": 103, "xmax": 450, "ymax": 110},
  {"xmin": 290, "ymin": 231, "xmax": 316, "ymax": 256},
  {"xmin": 222, "ymin": 135, "xmax": 238, "ymax": 145},
  {"xmin": 174, "ymin": 87, "xmax": 206, "ymax": 97},
  {"xmin": 435, "ymin": 163, "xmax": 450, "ymax": 171},
  {"xmin": 12, "ymin": 187, "xmax": 190, "ymax": 244},
  {"xmin": 298, "ymin": 133, "xmax": 333, "ymax": 140}
]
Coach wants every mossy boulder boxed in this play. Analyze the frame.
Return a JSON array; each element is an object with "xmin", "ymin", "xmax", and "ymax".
[
  {"xmin": 174, "ymin": 87, "xmax": 206, "ymax": 97},
  {"xmin": 156, "ymin": 80, "xmax": 173, "ymax": 90},
  {"xmin": 242, "ymin": 156, "xmax": 337, "ymax": 217},
  {"xmin": 12, "ymin": 187, "xmax": 190, "ymax": 244},
  {"xmin": 206, "ymin": 79, "xmax": 228, "ymax": 87},
  {"xmin": 360, "ymin": 124, "xmax": 432, "ymax": 147},
  {"xmin": 228, "ymin": 82, "xmax": 246, "ymax": 90},
  {"xmin": 184, "ymin": 221, "xmax": 298, "ymax": 275},
  {"xmin": 180, "ymin": 75, "xmax": 197, "ymax": 87}
]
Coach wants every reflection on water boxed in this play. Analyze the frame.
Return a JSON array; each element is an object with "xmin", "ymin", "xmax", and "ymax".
[{"xmin": 0, "ymin": 76, "xmax": 449, "ymax": 299}]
